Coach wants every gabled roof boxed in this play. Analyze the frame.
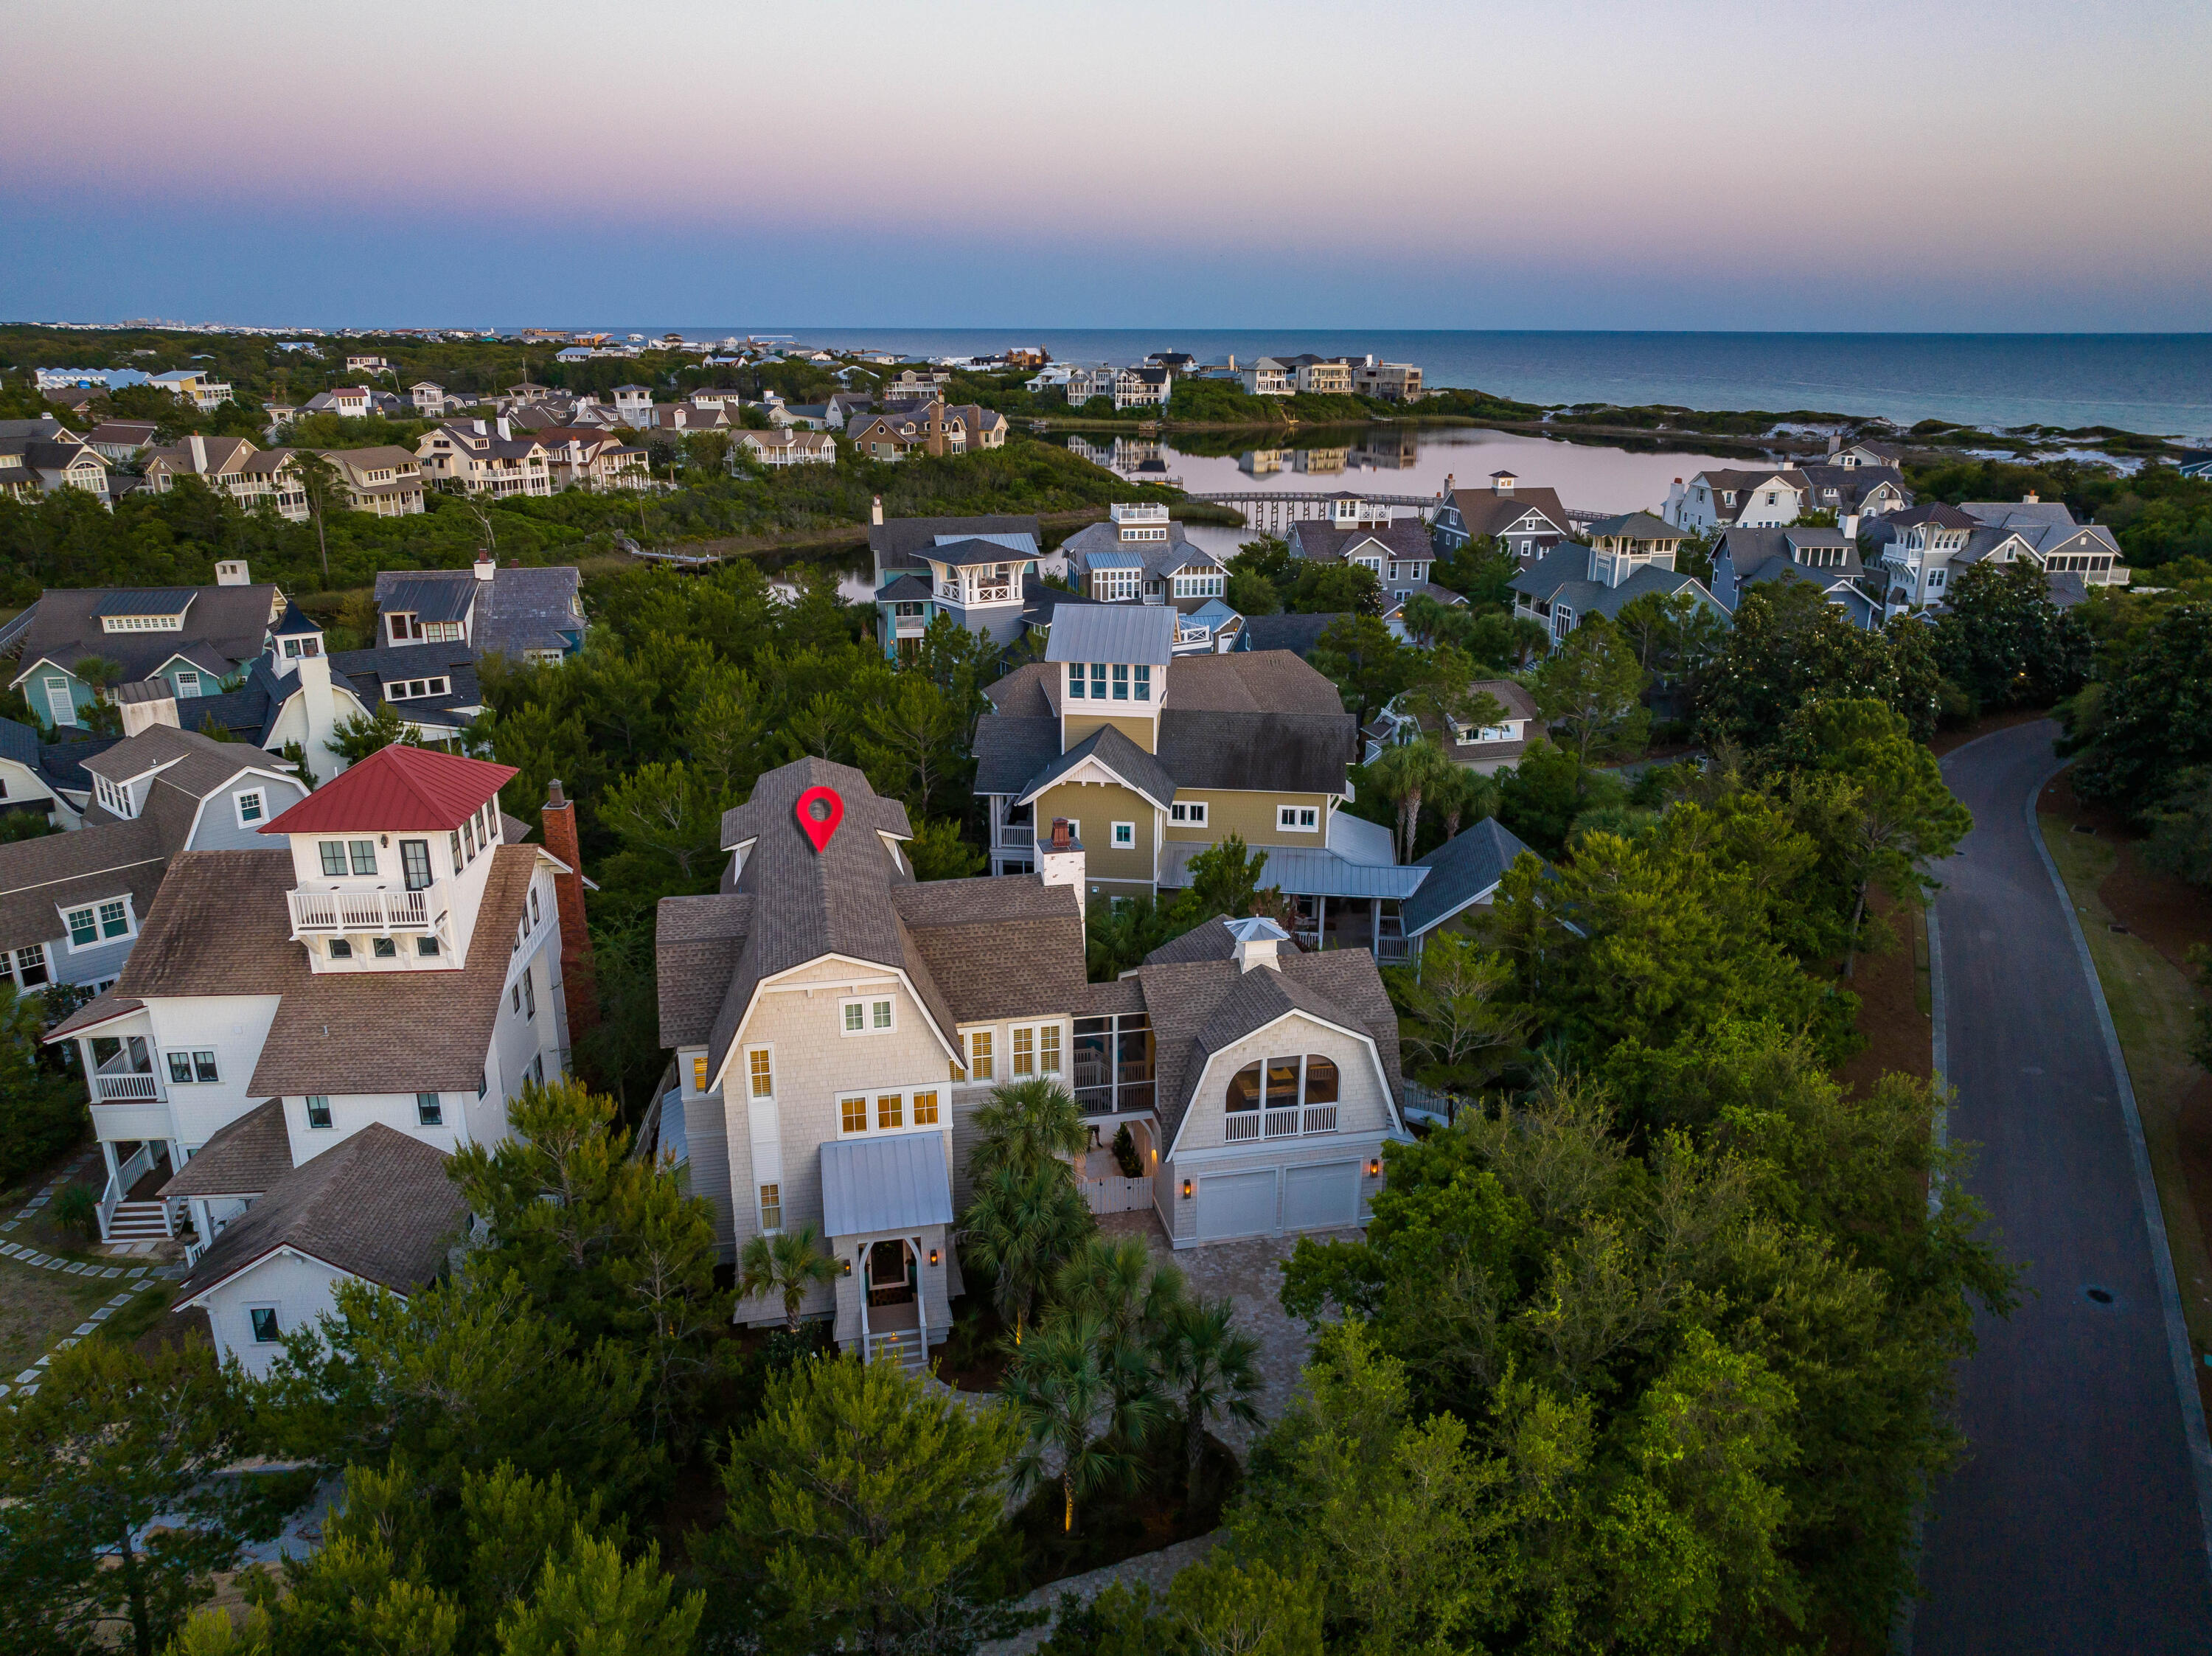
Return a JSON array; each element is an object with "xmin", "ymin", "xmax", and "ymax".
[
  {"xmin": 1402, "ymin": 818, "xmax": 1536, "ymax": 936},
  {"xmin": 9, "ymin": 582, "xmax": 281, "ymax": 691},
  {"xmin": 869, "ymin": 515, "xmax": 1042, "ymax": 568},
  {"xmin": 174, "ymin": 1124, "xmax": 465, "ymax": 1305},
  {"xmin": 1447, "ymin": 482, "xmax": 1573, "ymax": 542},
  {"xmin": 1018, "ymin": 723, "xmax": 1176, "ymax": 810},
  {"xmin": 260, "ymin": 742, "xmax": 515, "ymax": 835},
  {"xmin": 1887, "ymin": 502, "xmax": 1979, "ymax": 531},
  {"xmin": 1582, "ymin": 511, "xmax": 1681, "ymax": 541}
]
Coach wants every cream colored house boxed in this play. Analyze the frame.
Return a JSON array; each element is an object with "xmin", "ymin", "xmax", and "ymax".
[
  {"xmin": 654, "ymin": 759, "xmax": 1408, "ymax": 1366},
  {"xmin": 313, "ymin": 446, "xmax": 426, "ymax": 515},
  {"xmin": 143, "ymin": 435, "xmax": 307, "ymax": 521}
]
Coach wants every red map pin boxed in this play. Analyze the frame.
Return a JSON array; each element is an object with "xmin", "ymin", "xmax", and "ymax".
[{"xmin": 795, "ymin": 785, "xmax": 844, "ymax": 854}]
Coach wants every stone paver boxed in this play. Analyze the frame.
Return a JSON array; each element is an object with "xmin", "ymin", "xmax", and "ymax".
[{"xmin": 978, "ymin": 1531, "xmax": 1225, "ymax": 1656}]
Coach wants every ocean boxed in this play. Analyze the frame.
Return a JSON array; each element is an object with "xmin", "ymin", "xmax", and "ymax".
[{"xmin": 653, "ymin": 328, "xmax": 2212, "ymax": 438}]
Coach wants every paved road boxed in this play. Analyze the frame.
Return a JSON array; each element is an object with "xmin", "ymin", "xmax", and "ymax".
[{"xmin": 1914, "ymin": 721, "xmax": 2212, "ymax": 1652}]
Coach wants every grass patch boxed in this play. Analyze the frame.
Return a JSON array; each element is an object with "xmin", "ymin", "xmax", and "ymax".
[{"xmin": 2039, "ymin": 813, "xmax": 2212, "ymax": 1361}]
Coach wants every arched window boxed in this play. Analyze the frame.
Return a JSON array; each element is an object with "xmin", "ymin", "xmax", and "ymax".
[
  {"xmin": 1303, "ymin": 1057, "xmax": 1339, "ymax": 1107},
  {"xmin": 1225, "ymin": 1062, "xmax": 1262, "ymax": 1113}
]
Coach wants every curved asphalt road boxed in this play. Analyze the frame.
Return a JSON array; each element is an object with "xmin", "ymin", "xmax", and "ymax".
[{"xmin": 1913, "ymin": 721, "xmax": 2212, "ymax": 1651}]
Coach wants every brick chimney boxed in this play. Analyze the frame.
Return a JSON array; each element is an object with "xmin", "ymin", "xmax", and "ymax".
[{"xmin": 541, "ymin": 779, "xmax": 599, "ymax": 1039}]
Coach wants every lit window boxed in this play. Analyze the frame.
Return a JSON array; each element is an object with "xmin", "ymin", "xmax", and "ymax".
[
  {"xmin": 1013, "ymin": 1026, "xmax": 1034, "ymax": 1076},
  {"xmin": 748, "ymin": 1048, "xmax": 773, "ymax": 1098},
  {"xmin": 878, "ymin": 1093, "xmax": 904, "ymax": 1130},
  {"xmin": 912, "ymin": 1089, "xmax": 939, "ymax": 1125},
  {"xmin": 841, "ymin": 1095, "xmax": 867, "ymax": 1133},
  {"xmin": 967, "ymin": 1029, "xmax": 994, "ymax": 1080},
  {"xmin": 1040, "ymin": 1024, "xmax": 1061, "ymax": 1074},
  {"xmin": 417, "ymin": 1092, "xmax": 443, "ymax": 1126},
  {"xmin": 306, "ymin": 1096, "xmax": 333, "ymax": 1129},
  {"xmin": 758, "ymin": 1183, "xmax": 782, "ymax": 1231}
]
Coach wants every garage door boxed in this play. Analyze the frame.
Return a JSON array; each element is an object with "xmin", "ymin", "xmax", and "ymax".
[
  {"xmin": 1197, "ymin": 1170, "xmax": 1278, "ymax": 1241},
  {"xmin": 1283, "ymin": 1162, "xmax": 1360, "ymax": 1232}
]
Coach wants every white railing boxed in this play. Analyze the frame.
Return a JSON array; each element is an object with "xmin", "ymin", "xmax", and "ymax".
[
  {"xmin": 1082, "ymin": 1175, "xmax": 1153, "ymax": 1215},
  {"xmin": 1302, "ymin": 1103, "xmax": 1338, "ymax": 1134},
  {"xmin": 1264, "ymin": 1107, "xmax": 1301, "ymax": 1139},
  {"xmin": 288, "ymin": 886, "xmax": 434, "ymax": 933},
  {"xmin": 1225, "ymin": 1113, "xmax": 1261, "ymax": 1143},
  {"xmin": 96, "ymin": 1072, "xmax": 160, "ymax": 1101},
  {"xmin": 1228, "ymin": 1106, "xmax": 1338, "ymax": 1141},
  {"xmin": 96, "ymin": 1174, "xmax": 121, "ymax": 1242}
]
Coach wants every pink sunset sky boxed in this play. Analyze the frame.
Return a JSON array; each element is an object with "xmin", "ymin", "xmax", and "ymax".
[{"xmin": 4, "ymin": 0, "xmax": 2208, "ymax": 329}]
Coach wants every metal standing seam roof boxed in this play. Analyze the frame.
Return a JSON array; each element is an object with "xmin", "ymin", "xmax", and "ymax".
[
  {"xmin": 1079, "ymin": 547, "xmax": 1147, "ymax": 570},
  {"xmin": 92, "ymin": 588, "xmax": 199, "ymax": 618},
  {"xmin": 259, "ymin": 742, "xmax": 515, "ymax": 835},
  {"xmin": 375, "ymin": 577, "xmax": 477, "ymax": 626},
  {"xmin": 1043, "ymin": 604, "xmax": 1177, "ymax": 665},
  {"xmin": 934, "ymin": 531, "xmax": 1038, "ymax": 554},
  {"xmin": 1155, "ymin": 838, "xmax": 1427, "ymax": 900},
  {"xmin": 818, "ymin": 1130, "xmax": 954, "ymax": 1238}
]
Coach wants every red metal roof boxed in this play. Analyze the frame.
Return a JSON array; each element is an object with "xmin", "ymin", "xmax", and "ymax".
[{"xmin": 260, "ymin": 744, "xmax": 518, "ymax": 835}]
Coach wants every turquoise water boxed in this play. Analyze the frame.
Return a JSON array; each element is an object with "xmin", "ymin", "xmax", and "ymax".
[{"xmin": 669, "ymin": 328, "xmax": 2211, "ymax": 438}]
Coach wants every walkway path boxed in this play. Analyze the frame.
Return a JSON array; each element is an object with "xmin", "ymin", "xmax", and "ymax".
[{"xmin": 1912, "ymin": 721, "xmax": 2212, "ymax": 1651}]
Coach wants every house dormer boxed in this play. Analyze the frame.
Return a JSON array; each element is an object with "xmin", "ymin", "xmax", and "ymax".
[
  {"xmin": 1049, "ymin": 603, "xmax": 1176, "ymax": 752},
  {"xmin": 271, "ymin": 601, "xmax": 324, "ymax": 675},
  {"xmin": 1326, "ymin": 494, "xmax": 1390, "ymax": 529},
  {"xmin": 97, "ymin": 589, "xmax": 196, "ymax": 635},
  {"xmin": 260, "ymin": 744, "xmax": 518, "ymax": 975},
  {"xmin": 923, "ymin": 537, "xmax": 1029, "ymax": 610},
  {"xmin": 1489, "ymin": 470, "xmax": 1517, "ymax": 494}
]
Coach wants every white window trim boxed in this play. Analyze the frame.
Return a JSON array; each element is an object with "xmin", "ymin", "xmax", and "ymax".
[
  {"xmin": 839, "ymin": 993, "xmax": 897, "ymax": 1036},
  {"xmin": 246, "ymin": 1304, "xmax": 284, "ymax": 1344},
  {"xmin": 1170, "ymin": 800, "xmax": 1208, "ymax": 826},
  {"xmin": 1276, "ymin": 804, "xmax": 1321, "ymax": 832},
  {"xmin": 233, "ymin": 787, "xmax": 267, "ymax": 828},
  {"xmin": 62, "ymin": 894, "xmax": 136, "ymax": 953},
  {"xmin": 1006, "ymin": 1020, "xmax": 1065, "ymax": 1079},
  {"xmin": 742, "ymin": 1043, "xmax": 774, "ymax": 1101},
  {"xmin": 1110, "ymin": 820, "xmax": 1135, "ymax": 849},
  {"xmin": 961, "ymin": 1026, "xmax": 997, "ymax": 1082}
]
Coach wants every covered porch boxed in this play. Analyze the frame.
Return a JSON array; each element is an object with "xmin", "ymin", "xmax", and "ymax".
[
  {"xmin": 821, "ymin": 1133, "xmax": 957, "ymax": 1371},
  {"xmin": 1158, "ymin": 819, "xmax": 1423, "ymax": 964}
]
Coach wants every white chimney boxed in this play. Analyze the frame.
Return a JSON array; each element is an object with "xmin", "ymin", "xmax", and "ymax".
[
  {"xmin": 118, "ymin": 680, "xmax": 179, "ymax": 737},
  {"xmin": 474, "ymin": 419, "xmax": 487, "ymax": 436},
  {"xmin": 2023, "ymin": 491, "xmax": 2039, "ymax": 504},
  {"xmin": 474, "ymin": 553, "xmax": 497, "ymax": 582},
  {"xmin": 214, "ymin": 559, "xmax": 249, "ymax": 586},
  {"xmin": 496, "ymin": 416, "xmax": 511, "ymax": 440},
  {"xmin": 1036, "ymin": 817, "xmax": 1085, "ymax": 891},
  {"xmin": 871, "ymin": 495, "xmax": 884, "ymax": 526},
  {"xmin": 1226, "ymin": 915, "xmax": 1288, "ymax": 973},
  {"xmin": 294, "ymin": 653, "xmax": 343, "ymax": 770},
  {"xmin": 189, "ymin": 433, "xmax": 207, "ymax": 473}
]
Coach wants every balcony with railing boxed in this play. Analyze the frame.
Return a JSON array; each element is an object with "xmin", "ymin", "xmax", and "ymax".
[
  {"xmin": 1226, "ymin": 1102, "xmax": 1340, "ymax": 1142},
  {"xmin": 94, "ymin": 1047, "xmax": 162, "ymax": 1102},
  {"xmin": 287, "ymin": 883, "xmax": 438, "ymax": 935}
]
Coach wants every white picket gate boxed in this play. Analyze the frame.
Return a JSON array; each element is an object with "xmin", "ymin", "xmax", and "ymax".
[{"xmin": 1082, "ymin": 1175, "xmax": 1153, "ymax": 1216}]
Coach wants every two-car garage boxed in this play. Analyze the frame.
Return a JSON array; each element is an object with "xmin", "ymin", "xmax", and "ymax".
[{"xmin": 1194, "ymin": 1161, "xmax": 1361, "ymax": 1242}]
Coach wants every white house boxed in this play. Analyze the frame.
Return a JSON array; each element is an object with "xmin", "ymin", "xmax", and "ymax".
[{"xmin": 46, "ymin": 746, "xmax": 592, "ymax": 1370}]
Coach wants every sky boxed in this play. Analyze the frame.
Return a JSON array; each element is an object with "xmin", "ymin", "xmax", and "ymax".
[{"xmin": 4, "ymin": 0, "xmax": 2208, "ymax": 332}]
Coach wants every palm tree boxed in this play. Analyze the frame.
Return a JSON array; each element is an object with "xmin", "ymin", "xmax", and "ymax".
[
  {"xmin": 961, "ymin": 1163, "xmax": 1091, "ymax": 1343},
  {"xmin": 1054, "ymin": 1235, "xmax": 1185, "ymax": 1406},
  {"xmin": 1370, "ymin": 740, "xmax": 1453, "ymax": 863},
  {"xmin": 1159, "ymin": 1297, "xmax": 1264, "ymax": 1504},
  {"xmin": 968, "ymin": 1077, "xmax": 1088, "ymax": 1184},
  {"xmin": 1004, "ymin": 1311, "xmax": 1169, "ymax": 1533},
  {"xmin": 737, "ymin": 1223, "xmax": 839, "ymax": 1334}
]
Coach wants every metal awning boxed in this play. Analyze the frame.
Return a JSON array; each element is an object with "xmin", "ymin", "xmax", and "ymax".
[
  {"xmin": 1158, "ymin": 839, "xmax": 1428, "ymax": 901},
  {"xmin": 820, "ymin": 1133, "xmax": 954, "ymax": 1239}
]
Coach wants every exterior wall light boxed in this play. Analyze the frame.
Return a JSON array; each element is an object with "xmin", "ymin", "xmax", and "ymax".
[
  {"xmin": 1181, "ymin": 1179, "xmax": 1193, "ymax": 1200},
  {"xmin": 1367, "ymin": 1158, "xmax": 1381, "ymax": 1178},
  {"xmin": 841, "ymin": 1257, "xmax": 853, "ymax": 1276},
  {"xmin": 928, "ymin": 1247, "xmax": 939, "ymax": 1267}
]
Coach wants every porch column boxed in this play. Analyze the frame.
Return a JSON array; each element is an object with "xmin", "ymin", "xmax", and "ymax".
[
  {"xmin": 1371, "ymin": 899, "xmax": 1382, "ymax": 953},
  {"xmin": 100, "ymin": 1138, "xmax": 122, "ymax": 1192},
  {"xmin": 911, "ymin": 1234, "xmax": 928, "ymax": 1340},
  {"xmin": 1316, "ymin": 894, "xmax": 1327, "ymax": 950},
  {"xmin": 855, "ymin": 1247, "xmax": 870, "ymax": 1352}
]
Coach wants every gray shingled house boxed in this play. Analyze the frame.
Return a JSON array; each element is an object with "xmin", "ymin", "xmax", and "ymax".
[{"xmin": 652, "ymin": 759, "xmax": 1408, "ymax": 1366}]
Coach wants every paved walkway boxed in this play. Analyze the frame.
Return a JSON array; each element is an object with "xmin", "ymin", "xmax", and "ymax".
[
  {"xmin": 976, "ymin": 1531, "xmax": 1224, "ymax": 1656},
  {"xmin": 1911, "ymin": 723, "xmax": 2212, "ymax": 1651}
]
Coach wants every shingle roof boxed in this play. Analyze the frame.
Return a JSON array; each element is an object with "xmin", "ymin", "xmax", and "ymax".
[
  {"xmin": 888, "ymin": 876, "xmax": 1085, "ymax": 1023},
  {"xmin": 10, "ymin": 582, "xmax": 280, "ymax": 689},
  {"xmin": 1018, "ymin": 724, "xmax": 1177, "ymax": 809},
  {"xmin": 1288, "ymin": 520, "xmax": 1434, "ymax": 565},
  {"xmin": 161, "ymin": 1098, "xmax": 293, "ymax": 1197},
  {"xmin": 972, "ymin": 709, "xmax": 1067, "ymax": 797},
  {"xmin": 101, "ymin": 845, "xmax": 540, "ymax": 1094},
  {"xmin": 656, "ymin": 893, "xmax": 754, "ymax": 1047},
  {"xmin": 1237, "ymin": 613, "xmax": 1346, "ymax": 658},
  {"xmin": 1135, "ymin": 951, "xmax": 1403, "ymax": 1149},
  {"xmin": 1582, "ymin": 512, "xmax": 1681, "ymax": 541},
  {"xmin": 928, "ymin": 537, "xmax": 1034, "ymax": 569},
  {"xmin": 1402, "ymin": 818, "xmax": 1536, "ymax": 936},
  {"xmin": 372, "ymin": 566, "xmax": 583, "ymax": 658},
  {"xmin": 260, "ymin": 742, "xmax": 514, "ymax": 835},
  {"xmin": 702, "ymin": 759, "xmax": 942, "ymax": 1078},
  {"xmin": 869, "ymin": 515, "xmax": 1042, "ymax": 569},
  {"xmin": 0, "ymin": 816, "xmax": 167, "ymax": 956},
  {"xmin": 175, "ymin": 1124, "xmax": 465, "ymax": 1304},
  {"xmin": 1142, "ymin": 916, "xmax": 1238, "ymax": 966},
  {"xmin": 1446, "ymin": 483, "xmax": 1573, "ymax": 543}
]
